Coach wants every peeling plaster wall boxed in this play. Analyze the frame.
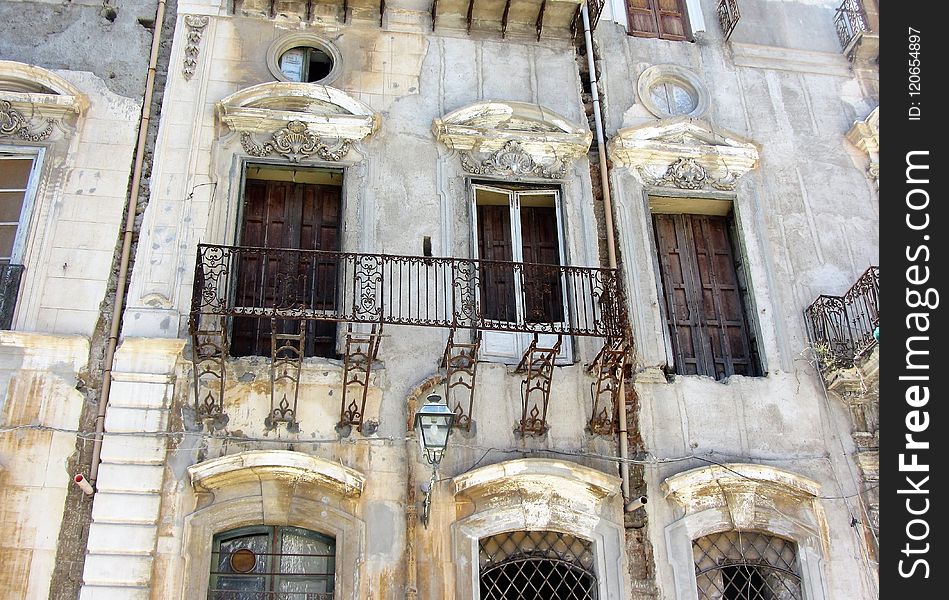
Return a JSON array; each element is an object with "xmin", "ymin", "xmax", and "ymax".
[
  {"xmin": 0, "ymin": 333, "xmax": 87, "ymax": 599},
  {"xmin": 595, "ymin": 0, "xmax": 879, "ymax": 598}
]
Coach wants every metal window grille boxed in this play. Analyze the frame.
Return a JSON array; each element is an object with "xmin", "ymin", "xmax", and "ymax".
[
  {"xmin": 479, "ymin": 530, "xmax": 597, "ymax": 600},
  {"xmin": 0, "ymin": 263, "xmax": 24, "ymax": 330},
  {"xmin": 693, "ymin": 531, "xmax": 803, "ymax": 600},
  {"xmin": 209, "ymin": 526, "xmax": 335, "ymax": 600}
]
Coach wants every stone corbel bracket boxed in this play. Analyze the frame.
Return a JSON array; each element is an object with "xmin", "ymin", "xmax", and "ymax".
[
  {"xmin": 433, "ymin": 101, "xmax": 593, "ymax": 180},
  {"xmin": 846, "ymin": 107, "xmax": 879, "ymax": 188},
  {"xmin": 188, "ymin": 450, "xmax": 366, "ymax": 499},
  {"xmin": 608, "ymin": 117, "xmax": 759, "ymax": 192},
  {"xmin": 218, "ymin": 82, "xmax": 380, "ymax": 163},
  {"xmin": 0, "ymin": 60, "xmax": 89, "ymax": 141}
]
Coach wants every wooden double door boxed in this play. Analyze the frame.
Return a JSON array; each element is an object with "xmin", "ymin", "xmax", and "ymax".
[
  {"xmin": 231, "ymin": 179, "xmax": 341, "ymax": 358},
  {"xmin": 473, "ymin": 184, "xmax": 572, "ymax": 364},
  {"xmin": 653, "ymin": 213, "xmax": 758, "ymax": 379}
]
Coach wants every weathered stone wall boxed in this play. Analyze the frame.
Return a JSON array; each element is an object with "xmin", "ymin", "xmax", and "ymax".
[
  {"xmin": 594, "ymin": 0, "xmax": 879, "ymax": 597},
  {"xmin": 0, "ymin": 333, "xmax": 87, "ymax": 598}
]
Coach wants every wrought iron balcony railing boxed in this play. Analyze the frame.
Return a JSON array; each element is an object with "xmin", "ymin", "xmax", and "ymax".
[
  {"xmin": 834, "ymin": 0, "xmax": 870, "ymax": 50},
  {"xmin": 804, "ymin": 266, "xmax": 879, "ymax": 371},
  {"xmin": 190, "ymin": 244, "xmax": 625, "ymax": 339},
  {"xmin": 0, "ymin": 263, "xmax": 24, "ymax": 330}
]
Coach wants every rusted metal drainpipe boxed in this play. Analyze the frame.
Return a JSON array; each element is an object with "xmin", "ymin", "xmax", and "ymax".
[
  {"xmin": 581, "ymin": 3, "xmax": 631, "ymax": 503},
  {"xmin": 87, "ymin": 0, "xmax": 168, "ymax": 487}
]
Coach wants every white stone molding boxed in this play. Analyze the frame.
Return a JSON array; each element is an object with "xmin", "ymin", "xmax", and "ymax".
[
  {"xmin": 607, "ymin": 118, "xmax": 759, "ymax": 192},
  {"xmin": 217, "ymin": 82, "xmax": 380, "ymax": 162},
  {"xmin": 661, "ymin": 463, "xmax": 827, "ymax": 600},
  {"xmin": 0, "ymin": 60, "xmax": 88, "ymax": 140},
  {"xmin": 846, "ymin": 107, "xmax": 879, "ymax": 188},
  {"xmin": 452, "ymin": 458, "xmax": 627, "ymax": 600},
  {"xmin": 432, "ymin": 101, "xmax": 592, "ymax": 180},
  {"xmin": 188, "ymin": 449, "xmax": 366, "ymax": 498},
  {"xmin": 181, "ymin": 450, "xmax": 367, "ymax": 599}
]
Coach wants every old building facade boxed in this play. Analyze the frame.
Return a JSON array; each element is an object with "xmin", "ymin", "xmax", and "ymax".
[{"xmin": 0, "ymin": 0, "xmax": 879, "ymax": 599}]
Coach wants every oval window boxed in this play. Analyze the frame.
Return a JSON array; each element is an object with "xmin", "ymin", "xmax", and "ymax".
[{"xmin": 279, "ymin": 46, "xmax": 334, "ymax": 83}]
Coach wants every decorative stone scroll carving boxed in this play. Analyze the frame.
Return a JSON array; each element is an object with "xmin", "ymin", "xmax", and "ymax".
[
  {"xmin": 460, "ymin": 140, "xmax": 567, "ymax": 179},
  {"xmin": 608, "ymin": 117, "xmax": 759, "ymax": 191},
  {"xmin": 218, "ymin": 82, "xmax": 380, "ymax": 162},
  {"xmin": 241, "ymin": 121, "xmax": 352, "ymax": 162},
  {"xmin": 639, "ymin": 156, "xmax": 739, "ymax": 191},
  {"xmin": 433, "ymin": 101, "xmax": 592, "ymax": 180},
  {"xmin": 0, "ymin": 60, "xmax": 88, "ymax": 140},
  {"xmin": 182, "ymin": 15, "xmax": 210, "ymax": 81},
  {"xmin": 846, "ymin": 106, "xmax": 879, "ymax": 189},
  {"xmin": 0, "ymin": 100, "xmax": 53, "ymax": 141}
]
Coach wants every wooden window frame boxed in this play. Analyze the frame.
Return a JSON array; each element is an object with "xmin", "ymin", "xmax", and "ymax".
[
  {"xmin": 650, "ymin": 201, "xmax": 760, "ymax": 380},
  {"xmin": 626, "ymin": 0, "xmax": 692, "ymax": 41}
]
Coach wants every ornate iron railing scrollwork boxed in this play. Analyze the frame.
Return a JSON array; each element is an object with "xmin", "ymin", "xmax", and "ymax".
[
  {"xmin": 804, "ymin": 266, "xmax": 879, "ymax": 371},
  {"xmin": 834, "ymin": 0, "xmax": 870, "ymax": 50},
  {"xmin": 0, "ymin": 263, "xmax": 24, "ymax": 330}
]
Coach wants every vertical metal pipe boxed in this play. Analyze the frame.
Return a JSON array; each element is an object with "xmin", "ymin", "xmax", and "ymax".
[
  {"xmin": 88, "ymin": 0, "xmax": 168, "ymax": 486},
  {"xmin": 581, "ymin": 3, "xmax": 630, "ymax": 502}
]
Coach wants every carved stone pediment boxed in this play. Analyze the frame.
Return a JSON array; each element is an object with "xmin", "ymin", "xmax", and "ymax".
[
  {"xmin": 433, "ymin": 101, "xmax": 592, "ymax": 179},
  {"xmin": 0, "ymin": 60, "xmax": 88, "ymax": 141},
  {"xmin": 219, "ymin": 82, "xmax": 379, "ymax": 162},
  {"xmin": 608, "ymin": 118, "xmax": 759, "ymax": 191}
]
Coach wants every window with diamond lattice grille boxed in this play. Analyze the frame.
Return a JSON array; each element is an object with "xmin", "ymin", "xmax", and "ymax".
[
  {"xmin": 692, "ymin": 531, "xmax": 803, "ymax": 600},
  {"xmin": 478, "ymin": 530, "xmax": 597, "ymax": 600}
]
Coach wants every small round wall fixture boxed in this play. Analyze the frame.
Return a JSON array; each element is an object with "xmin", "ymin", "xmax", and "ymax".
[
  {"xmin": 637, "ymin": 65, "xmax": 710, "ymax": 119},
  {"xmin": 267, "ymin": 33, "xmax": 341, "ymax": 85}
]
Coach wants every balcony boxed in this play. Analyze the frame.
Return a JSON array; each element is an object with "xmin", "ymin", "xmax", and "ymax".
[
  {"xmin": 0, "ymin": 263, "xmax": 24, "ymax": 330},
  {"xmin": 189, "ymin": 244, "xmax": 628, "ymax": 434},
  {"xmin": 191, "ymin": 244, "xmax": 623, "ymax": 338},
  {"xmin": 834, "ymin": 0, "xmax": 878, "ymax": 62},
  {"xmin": 804, "ymin": 266, "xmax": 878, "ymax": 373}
]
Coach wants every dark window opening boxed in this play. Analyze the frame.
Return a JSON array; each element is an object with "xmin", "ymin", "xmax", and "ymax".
[
  {"xmin": 231, "ymin": 166, "xmax": 342, "ymax": 359},
  {"xmin": 279, "ymin": 47, "xmax": 334, "ymax": 83},
  {"xmin": 626, "ymin": 0, "xmax": 691, "ymax": 41},
  {"xmin": 653, "ymin": 212, "xmax": 760, "ymax": 379}
]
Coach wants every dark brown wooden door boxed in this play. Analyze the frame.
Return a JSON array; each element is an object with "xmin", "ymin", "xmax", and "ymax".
[
  {"xmin": 477, "ymin": 204, "xmax": 516, "ymax": 322},
  {"xmin": 232, "ymin": 180, "xmax": 341, "ymax": 358},
  {"xmin": 626, "ymin": 0, "xmax": 689, "ymax": 40},
  {"xmin": 653, "ymin": 213, "xmax": 758, "ymax": 379},
  {"xmin": 520, "ymin": 205, "xmax": 564, "ymax": 323}
]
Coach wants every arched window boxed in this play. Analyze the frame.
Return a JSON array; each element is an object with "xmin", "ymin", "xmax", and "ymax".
[
  {"xmin": 479, "ymin": 530, "xmax": 598, "ymax": 600},
  {"xmin": 692, "ymin": 531, "xmax": 803, "ymax": 600},
  {"xmin": 210, "ymin": 525, "xmax": 336, "ymax": 599}
]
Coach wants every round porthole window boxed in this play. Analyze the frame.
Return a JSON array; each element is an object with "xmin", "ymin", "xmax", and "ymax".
[
  {"xmin": 637, "ymin": 65, "xmax": 709, "ymax": 119},
  {"xmin": 267, "ymin": 34, "xmax": 341, "ymax": 85}
]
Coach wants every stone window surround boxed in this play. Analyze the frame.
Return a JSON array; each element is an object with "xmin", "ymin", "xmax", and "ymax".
[
  {"xmin": 182, "ymin": 450, "xmax": 367, "ymax": 599},
  {"xmin": 0, "ymin": 60, "xmax": 88, "ymax": 331},
  {"xmin": 661, "ymin": 463, "xmax": 828, "ymax": 600},
  {"xmin": 266, "ymin": 32, "xmax": 343, "ymax": 86},
  {"xmin": 451, "ymin": 458, "xmax": 628, "ymax": 599},
  {"xmin": 605, "ymin": 118, "xmax": 779, "ymax": 377}
]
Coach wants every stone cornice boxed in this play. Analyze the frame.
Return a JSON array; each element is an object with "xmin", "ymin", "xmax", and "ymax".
[
  {"xmin": 608, "ymin": 118, "xmax": 759, "ymax": 191},
  {"xmin": 188, "ymin": 450, "xmax": 366, "ymax": 498},
  {"xmin": 662, "ymin": 463, "xmax": 820, "ymax": 515},
  {"xmin": 433, "ymin": 101, "xmax": 592, "ymax": 176}
]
